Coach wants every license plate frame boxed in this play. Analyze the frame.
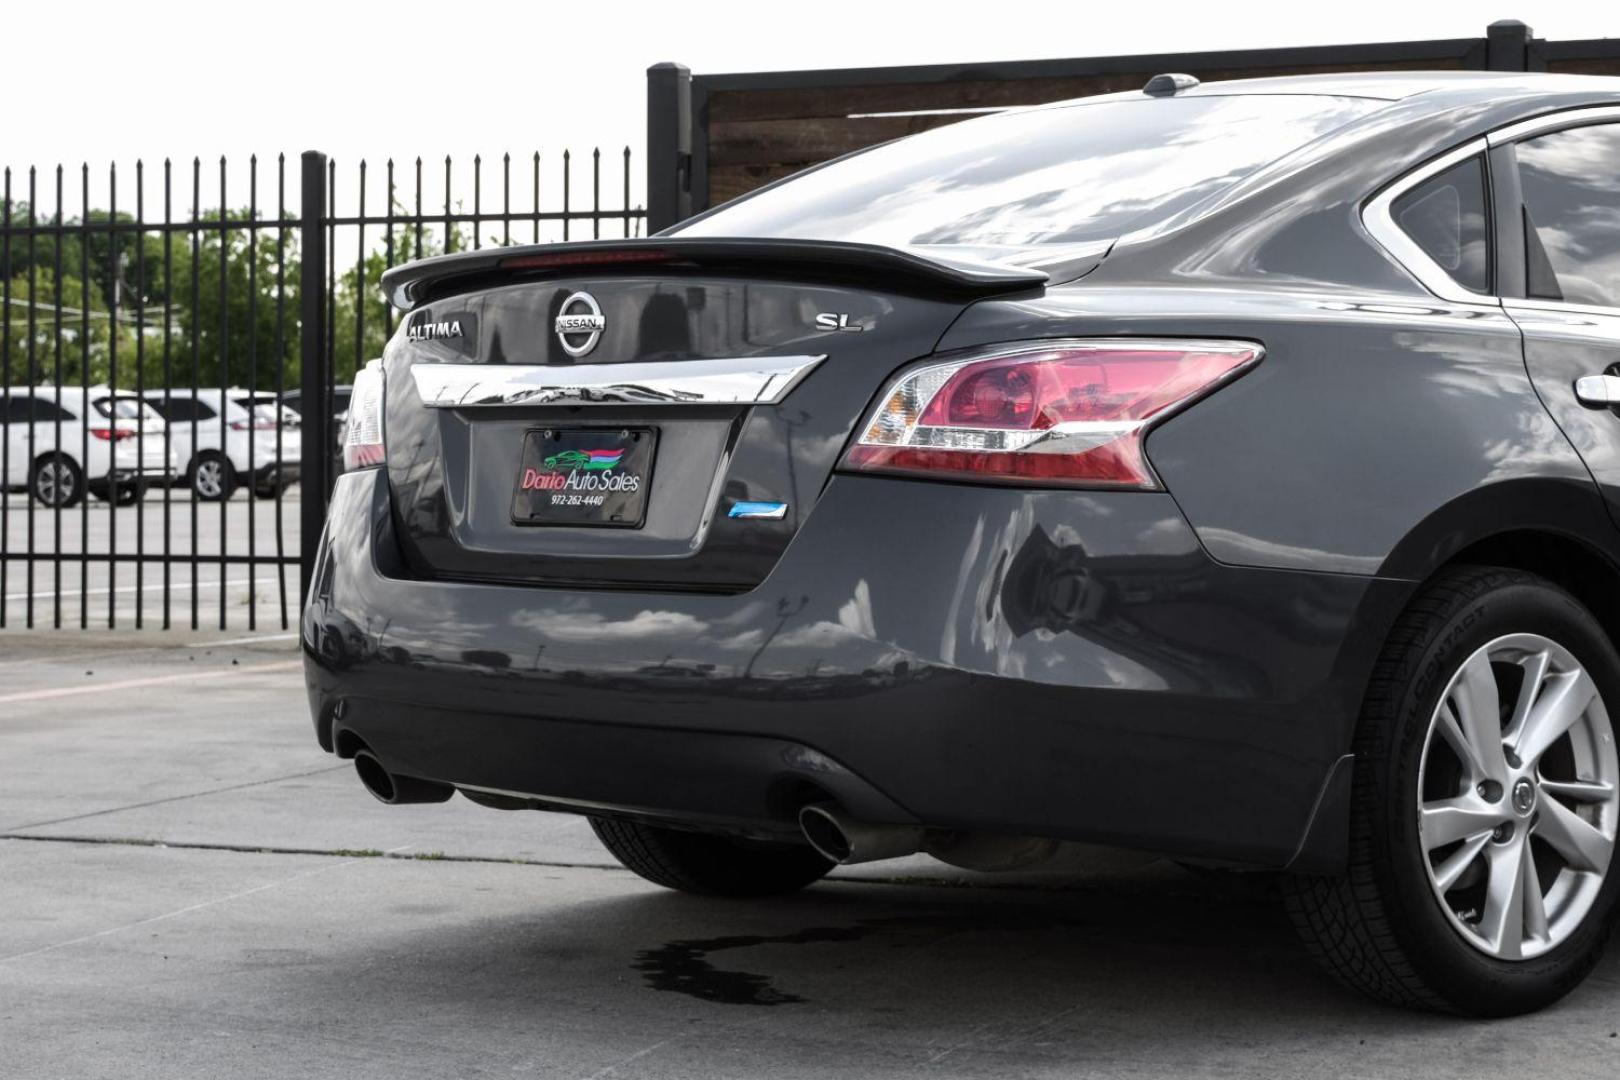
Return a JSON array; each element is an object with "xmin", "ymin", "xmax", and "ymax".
[{"xmin": 510, "ymin": 427, "xmax": 657, "ymax": 528}]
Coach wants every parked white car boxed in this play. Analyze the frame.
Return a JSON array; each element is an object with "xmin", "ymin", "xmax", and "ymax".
[
  {"xmin": 142, "ymin": 388, "xmax": 301, "ymax": 501},
  {"xmin": 2, "ymin": 386, "xmax": 174, "ymax": 507}
]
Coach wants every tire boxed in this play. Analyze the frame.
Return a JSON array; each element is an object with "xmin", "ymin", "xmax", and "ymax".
[
  {"xmin": 112, "ymin": 483, "xmax": 140, "ymax": 506},
  {"xmin": 253, "ymin": 481, "xmax": 286, "ymax": 500},
  {"xmin": 189, "ymin": 453, "xmax": 236, "ymax": 501},
  {"xmin": 1285, "ymin": 566, "xmax": 1620, "ymax": 1016},
  {"xmin": 30, "ymin": 453, "xmax": 84, "ymax": 509},
  {"xmin": 590, "ymin": 817, "xmax": 833, "ymax": 897}
]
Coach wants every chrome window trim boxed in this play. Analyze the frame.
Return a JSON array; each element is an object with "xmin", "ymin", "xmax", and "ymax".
[
  {"xmin": 1362, "ymin": 137, "xmax": 1496, "ymax": 307},
  {"xmin": 1486, "ymin": 104, "xmax": 1620, "ymax": 147},
  {"xmin": 409, "ymin": 354, "xmax": 827, "ymax": 409},
  {"xmin": 1505, "ymin": 298, "xmax": 1620, "ymax": 320},
  {"xmin": 1488, "ymin": 106, "xmax": 1620, "ymax": 318}
]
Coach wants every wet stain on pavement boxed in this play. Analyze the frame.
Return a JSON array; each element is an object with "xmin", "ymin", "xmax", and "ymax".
[
  {"xmin": 634, "ymin": 925, "xmax": 869, "ymax": 1005},
  {"xmin": 635, "ymin": 907, "xmax": 1100, "ymax": 1006}
]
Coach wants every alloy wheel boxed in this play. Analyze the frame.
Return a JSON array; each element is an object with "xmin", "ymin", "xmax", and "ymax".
[
  {"xmin": 35, "ymin": 460, "xmax": 73, "ymax": 506},
  {"xmin": 1418, "ymin": 632, "xmax": 1619, "ymax": 960},
  {"xmin": 194, "ymin": 460, "xmax": 224, "ymax": 498}
]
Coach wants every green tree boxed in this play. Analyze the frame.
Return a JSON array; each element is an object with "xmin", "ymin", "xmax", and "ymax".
[
  {"xmin": 174, "ymin": 215, "xmax": 301, "ymax": 392},
  {"xmin": 1, "ymin": 264, "xmax": 141, "ymax": 388},
  {"xmin": 4, "ymin": 196, "xmax": 490, "ymax": 397},
  {"xmin": 331, "ymin": 214, "xmax": 470, "ymax": 381}
]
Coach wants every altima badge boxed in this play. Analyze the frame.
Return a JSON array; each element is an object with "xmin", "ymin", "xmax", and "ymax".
[
  {"xmin": 555, "ymin": 291, "xmax": 606, "ymax": 357},
  {"xmin": 407, "ymin": 318, "xmax": 464, "ymax": 342}
]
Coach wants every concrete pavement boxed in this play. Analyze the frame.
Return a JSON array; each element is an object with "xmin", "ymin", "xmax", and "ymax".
[{"xmin": 2, "ymin": 631, "xmax": 1618, "ymax": 1078}]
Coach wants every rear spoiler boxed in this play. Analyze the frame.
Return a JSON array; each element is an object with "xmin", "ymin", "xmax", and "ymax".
[{"xmin": 380, "ymin": 238, "xmax": 1049, "ymax": 311}]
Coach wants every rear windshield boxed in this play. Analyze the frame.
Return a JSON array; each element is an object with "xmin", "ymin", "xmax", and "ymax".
[
  {"xmin": 676, "ymin": 94, "xmax": 1382, "ymax": 248},
  {"xmin": 93, "ymin": 396, "xmax": 161, "ymax": 421},
  {"xmin": 237, "ymin": 399, "xmax": 295, "ymax": 426}
]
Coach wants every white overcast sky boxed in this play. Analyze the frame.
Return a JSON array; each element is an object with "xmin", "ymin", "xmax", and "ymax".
[{"xmin": 3, "ymin": 0, "xmax": 1614, "ymax": 223}]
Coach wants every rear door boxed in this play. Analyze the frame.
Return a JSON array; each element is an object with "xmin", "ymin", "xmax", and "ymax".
[{"xmin": 1495, "ymin": 114, "xmax": 1620, "ymax": 529}]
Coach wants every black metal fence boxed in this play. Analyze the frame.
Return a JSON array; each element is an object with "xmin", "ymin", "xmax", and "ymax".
[{"xmin": 0, "ymin": 147, "xmax": 644, "ymax": 631}]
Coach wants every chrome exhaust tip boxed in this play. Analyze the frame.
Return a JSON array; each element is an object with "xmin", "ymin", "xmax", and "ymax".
[
  {"xmin": 798, "ymin": 803, "xmax": 923, "ymax": 865},
  {"xmin": 352, "ymin": 750, "xmax": 454, "ymax": 805}
]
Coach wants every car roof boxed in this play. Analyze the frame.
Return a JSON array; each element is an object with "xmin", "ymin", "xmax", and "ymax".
[
  {"xmin": 1174, "ymin": 70, "xmax": 1620, "ymax": 102},
  {"xmin": 1029, "ymin": 70, "xmax": 1620, "ymax": 114},
  {"xmin": 143, "ymin": 387, "xmax": 252, "ymax": 398},
  {"xmin": 2, "ymin": 384, "xmax": 118, "ymax": 397}
]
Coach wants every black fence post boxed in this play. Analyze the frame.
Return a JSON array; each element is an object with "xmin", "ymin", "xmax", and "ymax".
[
  {"xmin": 299, "ymin": 150, "xmax": 329, "ymax": 604},
  {"xmin": 1486, "ymin": 19, "xmax": 1533, "ymax": 71},
  {"xmin": 646, "ymin": 63, "xmax": 692, "ymax": 233}
]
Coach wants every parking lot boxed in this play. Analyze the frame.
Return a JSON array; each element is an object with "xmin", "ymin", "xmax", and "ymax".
[
  {"xmin": 1, "ymin": 490, "xmax": 299, "ymax": 631},
  {"xmin": 0, "ymin": 632, "xmax": 1616, "ymax": 1079}
]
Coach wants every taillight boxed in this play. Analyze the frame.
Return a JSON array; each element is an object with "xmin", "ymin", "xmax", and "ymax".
[
  {"xmin": 840, "ymin": 339, "xmax": 1261, "ymax": 489},
  {"xmin": 89, "ymin": 427, "xmax": 135, "ymax": 442},
  {"xmin": 342, "ymin": 359, "xmax": 386, "ymax": 471},
  {"xmin": 230, "ymin": 420, "xmax": 280, "ymax": 431}
]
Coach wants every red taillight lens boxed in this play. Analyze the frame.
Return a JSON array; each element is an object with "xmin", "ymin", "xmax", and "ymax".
[
  {"xmin": 841, "ymin": 339, "xmax": 1261, "ymax": 489},
  {"xmin": 230, "ymin": 420, "xmax": 280, "ymax": 431},
  {"xmin": 89, "ymin": 427, "xmax": 135, "ymax": 442}
]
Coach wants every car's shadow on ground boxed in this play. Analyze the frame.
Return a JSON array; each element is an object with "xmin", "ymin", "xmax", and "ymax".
[{"xmin": 288, "ymin": 863, "xmax": 1541, "ymax": 1066}]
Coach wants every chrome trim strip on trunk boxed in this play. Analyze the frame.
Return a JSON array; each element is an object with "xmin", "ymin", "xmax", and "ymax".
[{"xmin": 409, "ymin": 354, "xmax": 827, "ymax": 408}]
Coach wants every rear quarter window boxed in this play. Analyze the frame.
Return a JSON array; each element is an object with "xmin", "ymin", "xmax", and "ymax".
[{"xmin": 1391, "ymin": 155, "xmax": 1491, "ymax": 295}]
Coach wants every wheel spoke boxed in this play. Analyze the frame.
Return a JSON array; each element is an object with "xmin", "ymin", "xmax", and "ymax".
[
  {"xmin": 1432, "ymin": 831, "xmax": 1491, "ymax": 892},
  {"xmin": 1539, "ymin": 778, "xmax": 1615, "ymax": 804},
  {"xmin": 1478, "ymin": 836, "xmax": 1529, "ymax": 959},
  {"xmin": 1504, "ymin": 649, "xmax": 1552, "ymax": 745},
  {"xmin": 1420, "ymin": 796, "xmax": 1503, "ymax": 851},
  {"xmin": 1435, "ymin": 705, "xmax": 1492, "ymax": 782},
  {"xmin": 1515, "ymin": 669, "xmax": 1596, "ymax": 767},
  {"xmin": 1452, "ymin": 651, "xmax": 1509, "ymax": 781},
  {"xmin": 1521, "ymin": 839, "xmax": 1551, "ymax": 947},
  {"xmin": 1535, "ymin": 794, "xmax": 1614, "ymax": 874}
]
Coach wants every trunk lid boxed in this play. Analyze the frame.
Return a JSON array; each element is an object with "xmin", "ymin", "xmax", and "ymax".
[{"xmin": 380, "ymin": 240, "xmax": 1051, "ymax": 592}]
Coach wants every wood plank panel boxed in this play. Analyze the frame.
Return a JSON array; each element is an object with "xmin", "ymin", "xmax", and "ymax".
[
  {"xmin": 704, "ymin": 57, "xmax": 1468, "ymax": 203},
  {"xmin": 705, "ymin": 58, "xmax": 1467, "ymax": 124}
]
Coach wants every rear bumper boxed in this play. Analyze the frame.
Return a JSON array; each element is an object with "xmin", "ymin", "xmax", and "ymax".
[
  {"xmin": 252, "ymin": 461, "xmax": 300, "ymax": 487},
  {"xmin": 304, "ymin": 468, "xmax": 1410, "ymax": 869},
  {"xmin": 105, "ymin": 465, "xmax": 175, "ymax": 484}
]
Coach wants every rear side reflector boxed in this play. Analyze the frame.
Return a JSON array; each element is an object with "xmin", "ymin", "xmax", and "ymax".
[{"xmin": 840, "ymin": 339, "xmax": 1261, "ymax": 489}]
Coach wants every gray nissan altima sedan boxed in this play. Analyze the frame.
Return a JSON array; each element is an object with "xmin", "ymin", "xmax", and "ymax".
[{"xmin": 305, "ymin": 71, "xmax": 1620, "ymax": 1015}]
